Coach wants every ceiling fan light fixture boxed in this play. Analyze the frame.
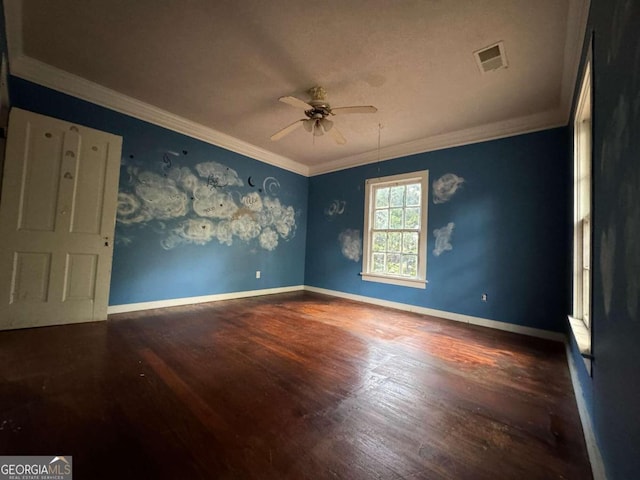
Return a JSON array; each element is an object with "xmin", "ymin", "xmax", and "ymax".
[
  {"xmin": 320, "ymin": 118, "xmax": 334, "ymax": 132},
  {"xmin": 303, "ymin": 119, "xmax": 314, "ymax": 132},
  {"xmin": 313, "ymin": 120, "xmax": 324, "ymax": 136}
]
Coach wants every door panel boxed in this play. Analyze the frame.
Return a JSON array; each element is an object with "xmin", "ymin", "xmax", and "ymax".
[
  {"xmin": 71, "ymin": 139, "xmax": 109, "ymax": 234},
  {"xmin": 10, "ymin": 252, "xmax": 51, "ymax": 303},
  {"xmin": 0, "ymin": 108, "xmax": 122, "ymax": 330},
  {"xmin": 63, "ymin": 253, "xmax": 98, "ymax": 301},
  {"xmin": 18, "ymin": 123, "xmax": 65, "ymax": 232}
]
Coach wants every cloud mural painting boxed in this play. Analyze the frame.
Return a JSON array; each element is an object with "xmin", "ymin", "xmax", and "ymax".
[
  {"xmin": 433, "ymin": 222, "xmax": 455, "ymax": 256},
  {"xmin": 117, "ymin": 157, "xmax": 296, "ymax": 251},
  {"xmin": 259, "ymin": 227, "xmax": 279, "ymax": 251},
  {"xmin": 339, "ymin": 229, "xmax": 362, "ymax": 262},
  {"xmin": 195, "ymin": 161, "xmax": 244, "ymax": 188},
  {"xmin": 433, "ymin": 173, "xmax": 465, "ymax": 204},
  {"xmin": 325, "ymin": 200, "xmax": 346, "ymax": 217},
  {"xmin": 263, "ymin": 177, "xmax": 281, "ymax": 195}
]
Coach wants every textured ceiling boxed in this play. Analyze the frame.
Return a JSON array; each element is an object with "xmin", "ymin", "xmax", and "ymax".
[{"xmin": 5, "ymin": 0, "xmax": 588, "ymax": 174}]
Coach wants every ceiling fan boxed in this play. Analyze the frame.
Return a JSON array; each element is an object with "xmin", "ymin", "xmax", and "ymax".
[{"xmin": 270, "ymin": 86, "xmax": 377, "ymax": 145}]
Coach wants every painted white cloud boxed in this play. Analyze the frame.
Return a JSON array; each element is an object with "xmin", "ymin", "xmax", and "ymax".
[
  {"xmin": 160, "ymin": 234, "xmax": 184, "ymax": 250},
  {"xmin": 241, "ymin": 192, "xmax": 263, "ymax": 212},
  {"xmin": 231, "ymin": 214, "xmax": 262, "ymax": 241},
  {"xmin": 325, "ymin": 200, "xmax": 346, "ymax": 217},
  {"xmin": 258, "ymin": 197, "xmax": 296, "ymax": 238},
  {"xmin": 176, "ymin": 218, "xmax": 217, "ymax": 245},
  {"xmin": 263, "ymin": 177, "xmax": 281, "ymax": 195},
  {"xmin": 117, "ymin": 192, "xmax": 152, "ymax": 224},
  {"xmin": 193, "ymin": 187, "xmax": 238, "ymax": 219},
  {"xmin": 259, "ymin": 227, "xmax": 279, "ymax": 251},
  {"xmin": 433, "ymin": 173, "xmax": 465, "ymax": 204},
  {"xmin": 433, "ymin": 222, "xmax": 455, "ymax": 256},
  {"xmin": 115, "ymin": 234, "xmax": 133, "ymax": 246},
  {"xmin": 135, "ymin": 171, "xmax": 189, "ymax": 220},
  {"xmin": 160, "ymin": 219, "xmax": 218, "ymax": 250},
  {"xmin": 169, "ymin": 166, "xmax": 200, "ymax": 193},
  {"xmin": 215, "ymin": 220, "xmax": 234, "ymax": 246},
  {"xmin": 339, "ymin": 229, "xmax": 362, "ymax": 262},
  {"xmin": 118, "ymin": 162, "xmax": 296, "ymax": 251},
  {"xmin": 195, "ymin": 161, "xmax": 243, "ymax": 187}
]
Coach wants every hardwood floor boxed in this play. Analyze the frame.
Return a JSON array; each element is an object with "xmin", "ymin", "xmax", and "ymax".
[{"xmin": 0, "ymin": 292, "xmax": 591, "ymax": 479}]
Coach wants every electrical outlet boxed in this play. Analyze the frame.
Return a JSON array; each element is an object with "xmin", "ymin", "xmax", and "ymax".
[
  {"xmin": 256, "ymin": 271, "xmax": 261, "ymax": 279},
  {"xmin": 481, "ymin": 293, "xmax": 488, "ymax": 302}
]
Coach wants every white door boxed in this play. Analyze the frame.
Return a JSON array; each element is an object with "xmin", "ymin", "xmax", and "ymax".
[{"xmin": 0, "ymin": 108, "xmax": 122, "ymax": 330}]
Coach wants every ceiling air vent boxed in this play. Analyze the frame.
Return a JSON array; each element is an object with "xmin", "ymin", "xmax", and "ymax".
[{"xmin": 474, "ymin": 41, "xmax": 508, "ymax": 74}]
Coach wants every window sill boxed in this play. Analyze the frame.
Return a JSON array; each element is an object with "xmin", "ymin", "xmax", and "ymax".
[
  {"xmin": 568, "ymin": 315, "xmax": 591, "ymax": 356},
  {"xmin": 568, "ymin": 316, "xmax": 592, "ymax": 375},
  {"xmin": 361, "ymin": 273, "xmax": 427, "ymax": 289}
]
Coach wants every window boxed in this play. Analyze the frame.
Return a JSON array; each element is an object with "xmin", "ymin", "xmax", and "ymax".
[
  {"xmin": 362, "ymin": 170, "xmax": 428, "ymax": 289},
  {"xmin": 570, "ymin": 51, "xmax": 592, "ymax": 363}
]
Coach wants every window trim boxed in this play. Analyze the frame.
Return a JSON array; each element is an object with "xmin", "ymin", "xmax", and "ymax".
[
  {"xmin": 569, "ymin": 46, "xmax": 593, "ymax": 368},
  {"xmin": 361, "ymin": 170, "xmax": 429, "ymax": 289}
]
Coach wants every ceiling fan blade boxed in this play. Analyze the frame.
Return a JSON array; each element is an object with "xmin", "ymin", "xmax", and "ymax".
[
  {"xmin": 270, "ymin": 119, "xmax": 305, "ymax": 141},
  {"xmin": 331, "ymin": 105, "xmax": 378, "ymax": 115},
  {"xmin": 327, "ymin": 125, "xmax": 346, "ymax": 145},
  {"xmin": 279, "ymin": 95, "xmax": 313, "ymax": 110}
]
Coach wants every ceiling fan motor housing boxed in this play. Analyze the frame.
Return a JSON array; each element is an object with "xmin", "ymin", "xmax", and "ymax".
[
  {"xmin": 306, "ymin": 108, "xmax": 329, "ymax": 119},
  {"xmin": 306, "ymin": 86, "xmax": 332, "ymax": 117}
]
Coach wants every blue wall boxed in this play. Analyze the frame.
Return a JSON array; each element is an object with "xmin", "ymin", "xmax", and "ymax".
[
  {"xmin": 305, "ymin": 128, "xmax": 571, "ymax": 332},
  {"xmin": 9, "ymin": 78, "xmax": 308, "ymax": 305},
  {"xmin": 568, "ymin": 1, "xmax": 640, "ymax": 479},
  {"xmin": 5, "ymin": 2, "xmax": 640, "ymax": 476}
]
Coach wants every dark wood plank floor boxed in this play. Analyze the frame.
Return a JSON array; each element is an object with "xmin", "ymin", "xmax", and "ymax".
[{"xmin": 0, "ymin": 292, "xmax": 591, "ymax": 479}]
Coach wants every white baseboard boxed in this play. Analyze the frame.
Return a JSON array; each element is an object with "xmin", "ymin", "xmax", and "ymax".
[
  {"xmin": 565, "ymin": 341, "xmax": 608, "ymax": 480},
  {"xmin": 107, "ymin": 285, "xmax": 305, "ymax": 314},
  {"xmin": 109, "ymin": 284, "xmax": 566, "ymax": 342},
  {"xmin": 304, "ymin": 286, "xmax": 565, "ymax": 342}
]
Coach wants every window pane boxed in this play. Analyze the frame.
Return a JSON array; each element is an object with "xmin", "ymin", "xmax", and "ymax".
[
  {"xmin": 375, "ymin": 187, "xmax": 389, "ymax": 208},
  {"xmin": 403, "ymin": 232, "xmax": 418, "ymax": 254},
  {"xmin": 406, "ymin": 184, "xmax": 421, "ymax": 206},
  {"xmin": 389, "ymin": 208, "xmax": 403, "ymax": 229},
  {"xmin": 388, "ymin": 232, "xmax": 402, "ymax": 252},
  {"xmin": 389, "ymin": 186, "xmax": 405, "ymax": 207},
  {"xmin": 372, "ymin": 253, "xmax": 385, "ymax": 273},
  {"xmin": 402, "ymin": 255, "xmax": 418, "ymax": 277},
  {"xmin": 387, "ymin": 253, "xmax": 401, "ymax": 274},
  {"xmin": 374, "ymin": 209, "xmax": 388, "ymax": 229},
  {"xmin": 372, "ymin": 232, "xmax": 387, "ymax": 252},
  {"xmin": 404, "ymin": 207, "xmax": 420, "ymax": 229}
]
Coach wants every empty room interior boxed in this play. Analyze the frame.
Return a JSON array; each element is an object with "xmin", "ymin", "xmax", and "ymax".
[{"xmin": 0, "ymin": 1, "xmax": 638, "ymax": 479}]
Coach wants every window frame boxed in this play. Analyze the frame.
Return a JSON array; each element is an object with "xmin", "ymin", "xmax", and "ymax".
[
  {"xmin": 361, "ymin": 170, "xmax": 429, "ymax": 289},
  {"xmin": 569, "ymin": 46, "xmax": 593, "ymax": 367}
]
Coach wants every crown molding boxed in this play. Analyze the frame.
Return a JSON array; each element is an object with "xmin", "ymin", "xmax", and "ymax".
[
  {"xmin": 9, "ymin": 54, "xmax": 309, "ymax": 176},
  {"xmin": 311, "ymin": 0, "xmax": 590, "ymax": 178},
  {"xmin": 4, "ymin": 0, "xmax": 589, "ymax": 179},
  {"xmin": 308, "ymin": 109, "xmax": 565, "ymax": 176}
]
